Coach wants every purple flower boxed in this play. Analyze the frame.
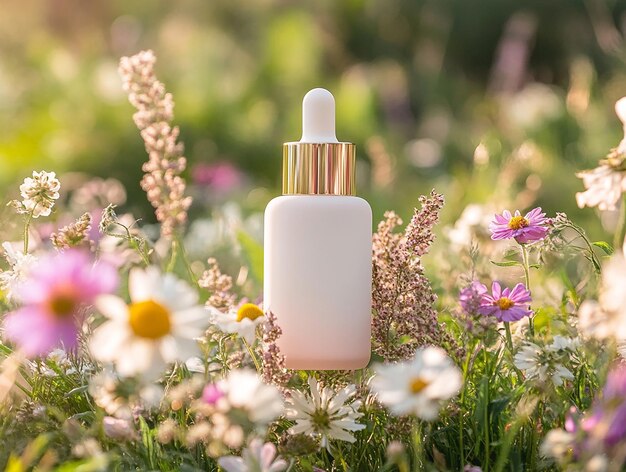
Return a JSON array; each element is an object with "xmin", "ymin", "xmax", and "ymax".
[
  {"xmin": 583, "ymin": 364, "xmax": 626, "ymax": 447},
  {"xmin": 459, "ymin": 281, "xmax": 488, "ymax": 314},
  {"xmin": 489, "ymin": 207, "xmax": 549, "ymax": 244},
  {"xmin": 478, "ymin": 282, "xmax": 533, "ymax": 322},
  {"xmin": 202, "ymin": 383, "xmax": 224, "ymax": 405},
  {"xmin": 3, "ymin": 250, "xmax": 117, "ymax": 357},
  {"xmin": 192, "ymin": 162, "xmax": 244, "ymax": 193}
]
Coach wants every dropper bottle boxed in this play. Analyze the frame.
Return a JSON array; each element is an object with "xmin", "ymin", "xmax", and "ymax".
[{"xmin": 263, "ymin": 88, "xmax": 372, "ymax": 370}]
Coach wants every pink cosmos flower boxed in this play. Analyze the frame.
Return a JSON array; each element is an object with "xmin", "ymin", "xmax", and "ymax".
[
  {"xmin": 489, "ymin": 207, "xmax": 549, "ymax": 244},
  {"xmin": 478, "ymin": 282, "xmax": 533, "ymax": 322},
  {"xmin": 3, "ymin": 250, "xmax": 117, "ymax": 357}
]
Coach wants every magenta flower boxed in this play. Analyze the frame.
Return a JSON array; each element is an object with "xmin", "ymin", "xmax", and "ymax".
[
  {"xmin": 3, "ymin": 250, "xmax": 117, "ymax": 357},
  {"xmin": 478, "ymin": 282, "xmax": 533, "ymax": 322},
  {"xmin": 202, "ymin": 383, "xmax": 224, "ymax": 405},
  {"xmin": 489, "ymin": 207, "xmax": 549, "ymax": 244},
  {"xmin": 459, "ymin": 281, "xmax": 488, "ymax": 314}
]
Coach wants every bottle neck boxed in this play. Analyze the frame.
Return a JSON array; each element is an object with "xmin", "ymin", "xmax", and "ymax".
[{"xmin": 282, "ymin": 142, "xmax": 356, "ymax": 196}]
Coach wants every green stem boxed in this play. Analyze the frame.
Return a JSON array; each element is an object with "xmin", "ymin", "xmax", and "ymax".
[
  {"xmin": 23, "ymin": 210, "xmax": 34, "ymax": 254},
  {"xmin": 175, "ymin": 234, "xmax": 198, "ymax": 285},
  {"xmin": 520, "ymin": 244, "xmax": 534, "ymax": 338},
  {"xmin": 412, "ymin": 421, "xmax": 424, "ymax": 471},
  {"xmin": 166, "ymin": 238, "xmax": 179, "ymax": 272},
  {"xmin": 504, "ymin": 322, "xmax": 514, "ymax": 354},
  {"xmin": 118, "ymin": 223, "xmax": 150, "ymax": 266},
  {"xmin": 459, "ymin": 344, "xmax": 474, "ymax": 468},
  {"xmin": 241, "ymin": 338, "xmax": 261, "ymax": 372},
  {"xmin": 482, "ymin": 349, "xmax": 490, "ymax": 472}
]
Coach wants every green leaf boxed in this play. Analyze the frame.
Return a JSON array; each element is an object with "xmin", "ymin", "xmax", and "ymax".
[
  {"xmin": 490, "ymin": 260, "xmax": 520, "ymax": 267},
  {"xmin": 237, "ymin": 230, "xmax": 264, "ymax": 283},
  {"xmin": 592, "ymin": 241, "xmax": 614, "ymax": 255},
  {"xmin": 366, "ymin": 351, "xmax": 385, "ymax": 367}
]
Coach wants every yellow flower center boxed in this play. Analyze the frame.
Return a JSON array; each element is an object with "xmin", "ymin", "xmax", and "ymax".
[
  {"xmin": 508, "ymin": 215, "xmax": 529, "ymax": 230},
  {"xmin": 496, "ymin": 297, "xmax": 514, "ymax": 310},
  {"xmin": 410, "ymin": 377, "xmax": 430, "ymax": 394},
  {"xmin": 236, "ymin": 303, "xmax": 264, "ymax": 322},
  {"xmin": 128, "ymin": 300, "xmax": 171, "ymax": 339},
  {"xmin": 49, "ymin": 295, "xmax": 77, "ymax": 318},
  {"xmin": 48, "ymin": 284, "xmax": 78, "ymax": 318}
]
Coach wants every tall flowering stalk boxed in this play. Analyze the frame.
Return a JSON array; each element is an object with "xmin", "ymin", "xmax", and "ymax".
[
  {"xmin": 260, "ymin": 312, "xmax": 292, "ymax": 389},
  {"xmin": 372, "ymin": 191, "xmax": 459, "ymax": 361},
  {"xmin": 118, "ymin": 50, "xmax": 192, "ymax": 239}
]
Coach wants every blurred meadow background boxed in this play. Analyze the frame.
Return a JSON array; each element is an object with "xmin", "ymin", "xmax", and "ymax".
[{"xmin": 2, "ymin": 0, "xmax": 626, "ymax": 256}]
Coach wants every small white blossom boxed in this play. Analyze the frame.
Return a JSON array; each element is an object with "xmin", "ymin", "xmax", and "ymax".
[
  {"xmin": 576, "ymin": 97, "xmax": 626, "ymax": 211},
  {"xmin": 540, "ymin": 428, "xmax": 574, "ymax": 462},
  {"xmin": 286, "ymin": 377, "xmax": 365, "ymax": 449},
  {"xmin": 0, "ymin": 242, "xmax": 36, "ymax": 300},
  {"xmin": 575, "ymin": 164, "xmax": 626, "ymax": 211},
  {"xmin": 219, "ymin": 369, "xmax": 284, "ymax": 427},
  {"xmin": 578, "ymin": 254, "xmax": 626, "ymax": 342},
  {"xmin": 370, "ymin": 346, "xmax": 462, "ymax": 421},
  {"xmin": 18, "ymin": 170, "xmax": 61, "ymax": 217},
  {"xmin": 514, "ymin": 337, "xmax": 579, "ymax": 387},
  {"xmin": 218, "ymin": 438, "xmax": 288, "ymax": 472}
]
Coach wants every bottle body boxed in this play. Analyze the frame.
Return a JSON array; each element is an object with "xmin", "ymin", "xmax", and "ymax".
[{"xmin": 263, "ymin": 195, "xmax": 372, "ymax": 370}]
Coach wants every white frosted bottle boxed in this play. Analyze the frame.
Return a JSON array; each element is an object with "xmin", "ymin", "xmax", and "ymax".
[{"xmin": 263, "ymin": 88, "xmax": 372, "ymax": 370}]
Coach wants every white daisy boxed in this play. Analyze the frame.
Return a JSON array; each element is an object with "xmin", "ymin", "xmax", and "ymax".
[
  {"xmin": 0, "ymin": 242, "xmax": 36, "ymax": 300},
  {"xmin": 90, "ymin": 267, "xmax": 208, "ymax": 379},
  {"xmin": 210, "ymin": 303, "xmax": 265, "ymax": 344},
  {"xmin": 285, "ymin": 376, "xmax": 365, "ymax": 449},
  {"xmin": 218, "ymin": 438, "xmax": 288, "ymax": 472},
  {"xmin": 370, "ymin": 346, "xmax": 462, "ymax": 421}
]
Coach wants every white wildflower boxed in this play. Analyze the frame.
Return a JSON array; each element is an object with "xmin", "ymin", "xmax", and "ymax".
[
  {"xmin": 444, "ymin": 204, "xmax": 493, "ymax": 251},
  {"xmin": 90, "ymin": 267, "xmax": 207, "ymax": 379},
  {"xmin": 218, "ymin": 438, "xmax": 288, "ymax": 472},
  {"xmin": 286, "ymin": 376, "xmax": 365, "ymax": 449},
  {"xmin": 210, "ymin": 303, "xmax": 264, "ymax": 344},
  {"xmin": 575, "ymin": 164, "xmax": 626, "ymax": 211},
  {"xmin": 370, "ymin": 346, "xmax": 462, "ymax": 421},
  {"xmin": 17, "ymin": 170, "xmax": 61, "ymax": 217},
  {"xmin": 514, "ymin": 337, "xmax": 578, "ymax": 387},
  {"xmin": 219, "ymin": 369, "xmax": 284, "ymax": 426},
  {"xmin": 0, "ymin": 242, "xmax": 36, "ymax": 300},
  {"xmin": 203, "ymin": 370, "xmax": 283, "ymax": 449},
  {"xmin": 578, "ymin": 254, "xmax": 626, "ymax": 341},
  {"xmin": 576, "ymin": 97, "xmax": 626, "ymax": 211}
]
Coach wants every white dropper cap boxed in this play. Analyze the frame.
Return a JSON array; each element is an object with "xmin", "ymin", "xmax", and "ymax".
[{"xmin": 300, "ymin": 88, "xmax": 339, "ymax": 143}]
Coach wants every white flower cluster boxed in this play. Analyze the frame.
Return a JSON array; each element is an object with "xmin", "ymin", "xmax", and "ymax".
[
  {"xmin": 514, "ymin": 336, "xmax": 580, "ymax": 387},
  {"xmin": 16, "ymin": 170, "xmax": 61, "ymax": 218}
]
